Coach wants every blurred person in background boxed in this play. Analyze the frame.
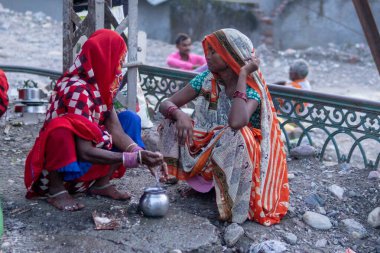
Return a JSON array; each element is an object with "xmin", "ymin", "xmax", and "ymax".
[
  {"xmin": 167, "ymin": 33, "xmax": 207, "ymax": 72},
  {"xmin": 286, "ymin": 59, "xmax": 311, "ymax": 90}
]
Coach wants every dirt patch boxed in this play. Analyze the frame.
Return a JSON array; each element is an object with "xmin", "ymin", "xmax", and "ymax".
[{"xmin": 1, "ymin": 123, "xmax": 379, "ymax": 252}]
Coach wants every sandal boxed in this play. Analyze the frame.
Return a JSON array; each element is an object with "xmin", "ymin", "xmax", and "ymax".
[{"xmin": 46, "ymin": 190, "xmax": 85, "ymax": 211}]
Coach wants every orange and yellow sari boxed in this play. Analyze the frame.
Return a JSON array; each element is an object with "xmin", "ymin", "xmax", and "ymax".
[{"xmin": 159, "ymin": 29, "xmax": 289, "ymax": 226}]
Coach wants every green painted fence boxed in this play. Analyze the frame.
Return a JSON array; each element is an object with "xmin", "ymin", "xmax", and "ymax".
[{"xmin": 2, "ymin": 64, "xmax": 379, "ymax": 169}]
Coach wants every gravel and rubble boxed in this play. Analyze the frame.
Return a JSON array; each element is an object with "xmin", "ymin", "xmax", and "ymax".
[
  {"xmin": 0, "ymin": 6, "xmax": 379, "ymax": 253},
  {"xmin": 1, "ymin": 124, "xmax": 380, "ymax": 252}
]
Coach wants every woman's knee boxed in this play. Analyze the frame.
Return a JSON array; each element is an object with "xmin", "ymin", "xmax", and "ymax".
[{"xmin": 47, "ymin": 128, "xmax": 75, "ymax": 145}]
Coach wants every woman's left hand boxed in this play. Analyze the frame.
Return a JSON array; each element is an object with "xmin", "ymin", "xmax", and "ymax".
[
  {"xmin": 141, "ymin": 150, "xmax": 164, "ymax": 167},
  {"xmin": 147, "ymin": 162, "xmax": 169, "ymax": 181},
  {"xmin": 241, "ymin": 55, "xmax": 260, "ymax": 74}
]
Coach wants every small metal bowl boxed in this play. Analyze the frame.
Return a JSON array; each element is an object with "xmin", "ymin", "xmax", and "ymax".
[{"xmin": 139, "ymin": 187, "xmax": 169, "ymax": 217}]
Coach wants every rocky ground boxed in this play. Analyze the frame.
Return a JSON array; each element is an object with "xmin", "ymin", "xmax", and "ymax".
[
  {"xmin": 0, "ymin": 5, "xmax": 380, "ymax": 253},
  {"xmin": 0, "ymin": 123, "xmax": 380, "ymax": 253}
]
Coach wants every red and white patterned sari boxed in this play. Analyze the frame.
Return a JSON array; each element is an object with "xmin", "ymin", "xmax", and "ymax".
[{"xmin": 25, "ymin": 29, "xmax": 127, "ymax": 198}]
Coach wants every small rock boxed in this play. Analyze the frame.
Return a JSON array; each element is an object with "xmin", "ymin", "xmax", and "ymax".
[
  {"xmin": 1, "ymin": 242, "xmax": 11, "ymax": 249},
  {"xmin": 11, "ymin": 121, "xmax": 23, "ymax": 126},
  {"xmin": 347, "ymin": 190, "xmax": 360, "ymax": 198},
  {"xmin": 304, "ymin": 193, "xmax": 325, "ymax": 207},
  {"xmin": 127, "ymin": 202, "xmax": 140, "ymax": 214},
  {"xmin": 338, "ymin": 163, "xmax": 351, "ymax": 174},
  {"xmin": 289, "ymin": 145, "xmax": 317, "ymax": 159},
  {"xmin": 342, "ymin": 218, "xmax": 368, "ymax": 239},
  {"xmin": 169, "ymin": 250, "xmax": 182, "ymax": 253},
  {"xmin": 3, "ymin": 124, "xmax": 10, "ymax": 134},
  {"xmin": 315, "ymin": 238, "xmax": 327, "ymax": 248},
  {"xmin": 368, "ymin": 207, "xmax": 380, "ymax": 228},
  {"xmin": 303, "ymin": 211, "xmax": 332, "ymax": 230},
  {"xmin": 287, "ymin": 205, "xmax": 296, "ymax": 216},
  {"xmin": 316, "ymin": 206, "xmax": 327, "ymax": 215},
  {"xmin": 283, "ymin": 48, "xmax": 297, "ymax": 56},
  {"xmin": 287, "ymin": 173, "xmax": 295, "ymax": 180},
  {"xmin": 368, "ymin": 171, "xmax": 380, "ymax": 180},
  {"xmin": 328, "ymin": 184, "xmax": 344, "ymax": 200},
  {"xmin": 249, "ymin": 240, "xmax": 287, "ymax": 253},
  {"xmin": 224, "ymin": 223, "xmax": 244, "ymax": 247},
  {"xmin": 282, "ymin": 232, "xmax": 297, "ymax": 245}
]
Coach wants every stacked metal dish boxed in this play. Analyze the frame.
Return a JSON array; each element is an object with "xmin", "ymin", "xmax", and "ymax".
[{"xmin": 15, "ymin": 85, "xmax": 48, "ymax": 114}]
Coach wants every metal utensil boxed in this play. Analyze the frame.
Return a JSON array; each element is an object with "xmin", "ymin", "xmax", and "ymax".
[{"xmin": 139, "ymin": 186, "xmax": 169, "ymax": 217}]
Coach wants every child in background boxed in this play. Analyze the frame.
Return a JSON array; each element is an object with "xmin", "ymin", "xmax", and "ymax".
[{"xmin": 286, "ymin": 59, "xmax": 311, "ymax": 90}]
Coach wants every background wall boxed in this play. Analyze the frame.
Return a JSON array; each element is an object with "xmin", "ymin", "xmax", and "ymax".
[
  {"xmin": 0, "ymin": 0, "xmax": 62, "ymax": 20},
  {"xmin": 271, "ymin": 0, "xmax": 380, "ymax": 49},
  {"xmin": 0, "ymin": 0, "xmax": 379, "ymax": 50}
]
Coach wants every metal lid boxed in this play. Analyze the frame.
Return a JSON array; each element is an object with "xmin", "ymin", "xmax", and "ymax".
[{"xmin": 144, "ymin": 186, "xmax": 166, "ymax": 194}]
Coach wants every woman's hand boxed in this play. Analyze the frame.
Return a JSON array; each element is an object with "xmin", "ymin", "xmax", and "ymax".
[
  {"xmin": 173, "ymin": 110, "xmax": 194, "ymax": 146},
  {"xmin": 147, "ymin": 162, "xmax": 169, "ymax": 181},
  {"xmin": 141, "ymin": 150, "xmax": 164, "ymax": 167},
  {"xmin": 241, "ymin": 55, "xmax": 260, "ymax": 75}
]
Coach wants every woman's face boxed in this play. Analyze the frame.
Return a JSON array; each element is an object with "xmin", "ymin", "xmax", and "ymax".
[
  {"xmin": 110, "ymin": 52, "xmax": 126, "ymax": 98},
  {"xmin": 206, "ymin": 44, "xmax": 227, "ymax": 73}
]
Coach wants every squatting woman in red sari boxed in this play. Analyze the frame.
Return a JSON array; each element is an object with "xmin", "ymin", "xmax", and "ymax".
[
  {"xmin": 0, "ymin": 69, "xmax": 9, "ymax": 118},
  {"xmin": 159, "ymin": 28, "xmax": 289, "ymax": 225},
  {"xmin": 25, "ymin": 29, "xmax": 165, "ymax": 211}
]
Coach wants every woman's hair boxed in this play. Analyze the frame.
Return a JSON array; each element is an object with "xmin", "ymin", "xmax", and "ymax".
[
  {"xmin": 175, "ymin": 33, "xmax": 191, "ymax": 45},
  {"xmin": 289, "ymin": 59, "xmax": 309, "ymax": 79}
]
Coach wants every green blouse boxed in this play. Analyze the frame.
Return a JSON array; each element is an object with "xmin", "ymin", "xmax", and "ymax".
[{"xmin": 189, "ymin": 70, "xmax": 261, "ymax": 129}]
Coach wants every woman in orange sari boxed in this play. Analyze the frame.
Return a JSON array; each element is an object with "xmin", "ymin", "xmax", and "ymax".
[{"xmin": 159, "ymin": 29, "xmax": 289, "ymax": 225}]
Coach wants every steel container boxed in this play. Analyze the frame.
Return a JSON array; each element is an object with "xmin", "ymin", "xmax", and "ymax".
[
  {"xmin": 139, "ymin": 187, "xmax": 169, "ymax": 217},
  {"xmin": 18, "ymin": 88, "xmax": 44, "ymax": 101}
]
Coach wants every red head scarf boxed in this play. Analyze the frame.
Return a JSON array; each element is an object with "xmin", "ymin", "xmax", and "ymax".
[
  {"xmin": 0, "ymin": 69, "xmax": 9, "ymax": 117},
  {"xmin": 46, "ymin": 29, "xmax": 127, "ymax": 125},
  {"xmin": 76, "ymin": 29, "xmax": 127, "ymax": 107},
  {"xmin": 202, "ymin": 29, "xmax": 262, "ymax": 97}
]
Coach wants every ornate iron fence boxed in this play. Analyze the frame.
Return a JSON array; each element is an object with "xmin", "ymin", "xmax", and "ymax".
[
  {"xmin": 0, "ymin": 65, "xmax": 60, "ymax": 89},
  {"xmin": 139, "ymin": 65, "xmax": 380, "ymax": 169},
  {"xmin": 2, "ymin": 64, "xmax": 379, "ymax": 169}
]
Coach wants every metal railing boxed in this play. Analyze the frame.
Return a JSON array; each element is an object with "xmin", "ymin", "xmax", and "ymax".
[
  {"xmin": 2, "ymin": 64, "xmax": 379, "ymax": 169},
  {"xmin": 139, "ymin": 65, "xmax": 380, "ymax": 169}
]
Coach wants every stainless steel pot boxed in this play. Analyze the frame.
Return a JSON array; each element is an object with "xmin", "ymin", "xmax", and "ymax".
[
  {"xmin": 18, "ymin": 88, "xmax": 44, "ymax": 101},
  {"xmin": 14, "ymin": 104, "xmax": 47, "ymax": 114},
  {"xmin": 139, "ymin": 187, "xmax": 169, "ymax": 217},
  {"xmin": 22, "ymin": 105, "xmax": 47, "ymax": 114}
]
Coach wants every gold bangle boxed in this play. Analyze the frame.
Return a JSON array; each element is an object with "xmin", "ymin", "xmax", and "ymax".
[
  {"xmin": 138, "ymin": 150, "xmax": 143, "ymax": 165},
  {"xmin": 126, "ymin": 143, "xmax": 137, "ymax": 152}
]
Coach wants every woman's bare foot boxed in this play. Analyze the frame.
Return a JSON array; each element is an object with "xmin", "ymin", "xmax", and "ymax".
[
  {"xmin": 88, "ymin": 184, "xmax": 131, "ymax": 200},
  {"xmin": 47, "ymin": 190, "xmax": 85, "ymax": 211},
  {"xmin": 160, "ymin": 175, "xmax": 178, "ymax": 185},
  {"xmin": 177, "ymin": 184, "xmax": 198, "ymax": 197}
]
